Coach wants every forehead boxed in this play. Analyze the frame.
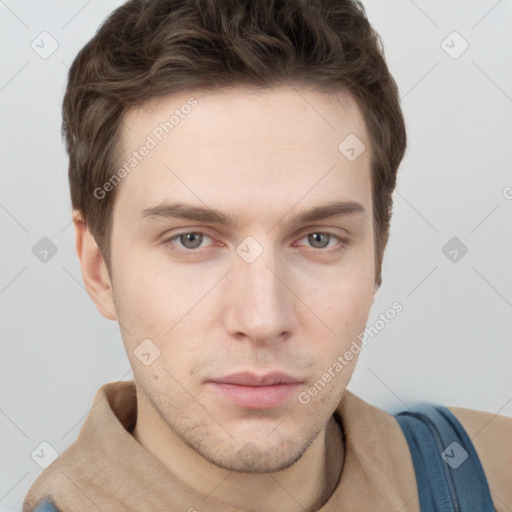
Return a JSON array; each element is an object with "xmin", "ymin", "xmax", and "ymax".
[
  {"xmin": 122, "ymin": 85, "xmax": 369, "ymax": 153},
  {"xmin": 114, "ymin": 85, "xmax": 372, "ymax": 226}
]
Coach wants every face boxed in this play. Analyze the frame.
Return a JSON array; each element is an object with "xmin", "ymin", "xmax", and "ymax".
[{"xmin": 105, "ymin": 85, "xmax": 376, "ymax": 473}]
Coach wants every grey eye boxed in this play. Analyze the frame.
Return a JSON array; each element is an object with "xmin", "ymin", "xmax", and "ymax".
[
  {"xmin": 178, "ymin": 232, "xmax": 204, "ymax": 249},
  {"xmin": 307, "ymin": 233, "xmax": 331, "ymax": 249}
]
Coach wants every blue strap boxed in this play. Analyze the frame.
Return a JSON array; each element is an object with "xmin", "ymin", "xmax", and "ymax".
[
  {"xmin": 395, "ymin": 404, "xmax": 495, "ymax": 512},
  {"xmin": 33, "ymin": 499, "xmax": 58, "ymax": 512}
]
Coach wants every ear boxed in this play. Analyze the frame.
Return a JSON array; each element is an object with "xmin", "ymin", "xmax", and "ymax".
[
  {"xmin": 73, "ymin": 211, "xmax": 118, "ymax": 321},
  {"xmin": 371, "ymin": 281, "xmax": 380, "ymax": 305}
]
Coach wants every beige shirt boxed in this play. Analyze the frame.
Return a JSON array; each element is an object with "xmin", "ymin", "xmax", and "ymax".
[{"xmin": 23, "ymin": 380, "xmax": 511, "ymax": 511}]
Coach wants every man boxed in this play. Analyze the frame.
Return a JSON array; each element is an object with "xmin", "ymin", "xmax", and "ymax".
[{"xmin": 23, "ymin": 0, "xmax": 511, "ymax": 511}]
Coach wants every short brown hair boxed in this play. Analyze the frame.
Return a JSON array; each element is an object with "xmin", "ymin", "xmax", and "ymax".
[{"xmin": 63, "ymin": 0, "xmax": 406, "ymax": 287}]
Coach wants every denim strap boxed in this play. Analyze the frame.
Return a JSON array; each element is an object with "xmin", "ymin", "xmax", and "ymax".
[{"xmin": 396, "ymin": 404, "xmax": 495, "ymax": 511}]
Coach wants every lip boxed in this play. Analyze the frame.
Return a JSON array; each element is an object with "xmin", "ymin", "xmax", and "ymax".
[
  {"xmin": 207, "ymin": 371, "xmax": 304, "ymax": 409},
  {"xmin": 209, "ymin": 371, "xmax": 303, "ymax": 386}
]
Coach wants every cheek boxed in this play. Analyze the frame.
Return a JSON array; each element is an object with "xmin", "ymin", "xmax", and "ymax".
[
  {"xmin": 304, "ymin": 253, "xmax": 375, "ymax": 318},
  {"xmin": 111, "ymin": 250, "xmax": 225, "ymax": 354},
  {"xmin": 301, "ymin": 265, "xmax": 375, "ymax": 362},
  {"xmin": 111, "ymin": 259, "xmax": 178, "ymax": 341}
]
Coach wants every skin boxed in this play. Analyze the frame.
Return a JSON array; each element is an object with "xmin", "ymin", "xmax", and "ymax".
[{"xmin": 74, "ymin": 85, "xmax": 377, "ymax": 512}]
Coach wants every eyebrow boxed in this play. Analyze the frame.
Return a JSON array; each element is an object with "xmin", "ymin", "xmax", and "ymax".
[{"xmin": 139, "ymin": 200, "xmax": 366, "ymax": 228}]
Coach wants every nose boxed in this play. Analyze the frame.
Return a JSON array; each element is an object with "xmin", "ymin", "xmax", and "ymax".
[{"xmin": 223, "ymin": 240, "xmax": 297, "ymax": 345}]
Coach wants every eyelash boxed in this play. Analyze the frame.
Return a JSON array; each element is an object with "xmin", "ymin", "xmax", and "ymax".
[{"xmin": 161, "ymin": 230, "xmax": 350, "ymax": 257}]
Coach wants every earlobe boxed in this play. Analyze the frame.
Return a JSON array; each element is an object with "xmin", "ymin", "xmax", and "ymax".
[
  {"xmin": 372, "ymin": 281, "xmax": 380, "ymax": 305},
  {"xmin": 73, "ymin": 211, "xmax": 118, "ymax": 321}
]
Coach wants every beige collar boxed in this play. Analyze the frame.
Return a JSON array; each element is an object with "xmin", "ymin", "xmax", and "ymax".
[{"xmin": 23, "ymin": 380, "xmax": 420, "ymax": 512}]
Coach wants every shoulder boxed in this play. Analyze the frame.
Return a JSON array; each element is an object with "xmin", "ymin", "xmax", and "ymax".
[{"xmin": 448, "ymin": 405, "xmax": 512, "ymax": 511}]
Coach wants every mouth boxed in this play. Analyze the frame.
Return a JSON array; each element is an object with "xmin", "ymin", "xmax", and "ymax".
[{"xmin": 206, "ymin": 371, "xmax": 304, "ymax": 409}]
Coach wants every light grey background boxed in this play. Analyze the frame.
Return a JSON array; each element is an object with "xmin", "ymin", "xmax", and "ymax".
[{"xmin": 1, "ymin": 1, "xmax": 511, "ymax": 510}]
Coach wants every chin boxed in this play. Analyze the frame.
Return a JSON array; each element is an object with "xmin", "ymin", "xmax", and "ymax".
[
  {"xmin": 185, "ymin": 423, "xmax": 318, "ymax": 474},
  {"xmin": 200, "ymin": 439, "xmax": 309, "ymax": 473}
]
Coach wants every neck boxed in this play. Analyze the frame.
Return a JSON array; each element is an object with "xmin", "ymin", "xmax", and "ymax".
[{"xmin": 132, "ymin": 388, "xmax": 344, "ymax": 512}]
